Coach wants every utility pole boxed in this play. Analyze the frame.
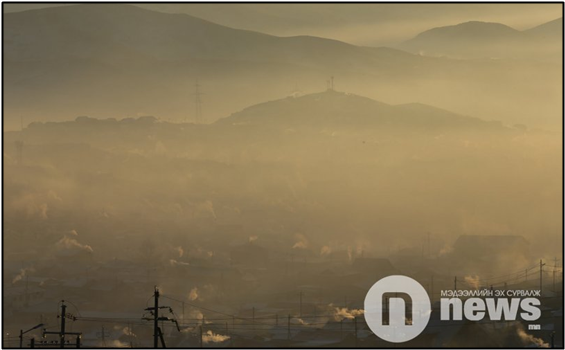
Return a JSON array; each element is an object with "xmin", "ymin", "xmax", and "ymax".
[
  {"xmin": 287, "ymin": 315, "xmax": 291, "ymax": 341},
  {"xmin": 199, "ymin": 325, "xmax": 203, "ymax": 348},
  {"xmin": 60, "ymin": 303, "xmax": 66, "ymax": 348},
  {"xmin": 25, "ymin": 275, "xmax": 29, "ymax": 307},
  {"xmin": 427, "ymin": 232, "xmax": 431, "ymax": 258},
  {"xmin": 154, "ymin": 288, "xmax": 159, "ymax": 348},
  {"xmin": 143, "ymin": 287, "xmax": 180, "ymax": 349},
  {"xmin": 192, "ymin": 80, "xmax": 204, "ymax": 124},
  {"xmin": 540, "ymin": 259, "xmax": 546, "ymax": 295},
  {"xmin": 430, "ymin": 274, "xmax": 434, "ymax": 303},
  {"xmin": 553, "ymin": 268, "xmax": 556, "ymax": 292},
  {"xmin": 354, "ymin": 316, "xmax": 358, "ymax": 348},
  {"xmin": 252, "ymin": 307, "xmax": 255, "ymax": 331},
  {"xmin": 100, "ymin": 326, "xmax": 105, "ymax": 347},
  {"xmin": 299, "ymin": 292, "xmax": 303, "ymax": 318},
  {"xmin": 19, "ymin": 323, "xmax": 44, "ymax": 348},
  {"xmin": 454, "ymin": 276, "xmax": 457, "ymax": 290},
  {"xmin": 42, "ymin": 301, "xmax": 81, "ymax": 348},
  {"xmin": 157, "ymin": 327, "xmax": 166, "ymax": 348}
]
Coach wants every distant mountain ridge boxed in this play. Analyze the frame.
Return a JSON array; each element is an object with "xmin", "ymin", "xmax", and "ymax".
[
  {"xmin": 400, "ymin": 18, "xmax": 562, "ymax": 59},
  {"xmin": 524, "ymin": 17, "xmax": 563, "ymax": 39},
  {"xmin": 3, "ymin": 4, "xmax": 405, "ymax": 66},
  {"xmin": 3, "ymin": 4, "xmax": 560, "ymax": 131},
  {"xmin": 3, "ymin": 4, "xmax": 446, "ymax": 128}
]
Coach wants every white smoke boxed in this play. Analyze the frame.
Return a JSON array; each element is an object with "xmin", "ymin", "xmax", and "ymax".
[
  {"xmin": 56, "ymin": 236, "xmax": 93, "ymax": 253},
  {"xmin": 188, "ymin": 287, "xmax": 199, "ymax": 301},
  {"xmin": 186, "ymin": 309, "xmax": 205, "ymax": 322},
  {"xmin": 249, "ymin": 235, "xmax": 258, "ymax": 243},
  {"xmin": 438, "ymin": 244, "xmax": 453, "ymax": 256},
  {"xmin": 292, "ymin": 318, "xmax": 310, "ymax": 326},
  {"xmin": 9, "ymin": 190, "xmax": 62, "ymax": 220},
  {"xmin": 347, "ymin": 246, "xmax": 353, "ymax": 262},
  {"xmin": 202, "ymin": 330, "xmax": 230, "ymax": 344},
  {"xmin": 190, "ymin": 246, "xmax": 214, "ymax": 259},
  {"xmin": 320, "ymin": 245, "xmax": 332, "ymax": 256},
  {"xmin": 292, "ymin": 233, "xmax": 309, "ymax": 249},
  {"xmin": 69, "ymin": 229, "xmax": 79, "ymax": 236},
  {"xmin": 122, "ymin": 327, "xmax": 136, "ymax": 338},
  {"xmin": 329, "ymin": 304, "xmax": 364, "ymax": 321},
  {"xmin": 174, "ymin": 246, "xmax": 184, "ymax": 258},
  {"xmin": 464, "ymin": 275, "xmax": 481, "ymax": 290},
  {"xmin": 169, "ymin": 259, "xmax": 190, "ymax": 267},
  {"xmin": 107, "ymin": 340, "xmax": 129, "ymax": 348},
  {"xmin": 516, "ymin": 327, "xmax": 549, "ymax": 348},
  {"xmin": 38, "ymin": 203, "xmax": 48, "ymax": 219},
  {"xmin": 12, "ymin": 267, "xmax": 35, "ymax": 284}
]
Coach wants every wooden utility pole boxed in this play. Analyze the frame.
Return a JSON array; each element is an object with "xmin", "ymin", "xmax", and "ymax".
[
  {"xmin": 192, "ymin": 80, "xmax": 204, "ymax": 124},
  {"xmin": 42, "ymin": 301, "xmax": 81, "ymax": 348},
  {"xmin": 553, "ymin": 269, "xmax": 556, "ymax": 292},
  {"xmin": 199, "ymin": 325, "xmax": 203, "ymax": 348},
  {"xmin": 100, "ymin": 326, "xmax": 105, "ymax": 347},
  {"xmin": 430, "ymin": 274, "xmax": 434, "ymax": 303},
  {"xmin": 427, "ymin": 232, "xmax": 431, "ymax": 258},
  {"xmin": 299, "ymin": 292, "xmax": 303, "ymax": 318},
  {"xmin": 454, "ymin": 276, "xmax": 457, "ymax": 290},
  {"xmin": 60, "ymin": 303, "xmax": 66, "ymax": 348},
  {"xmin": 154, "ymin": 288, "xmax": 159, "ymax": 348},
  {"xmin": 287, "ymin": 315, "xmax": 291, "ymax": 340},
  {"xmin": 540, "ymin": 259, "xmax": 546, "ymax": 295},
  {"xmin": 143, "ymin": 287, "xmax": 180, "ymax": 348},
  {"xmin": 19, "ymin": 323, "xmax": 44, "ymax": 348},
  {"xmin": 354, "ymin": 316, "xmax": 358, "ymax": 348}
]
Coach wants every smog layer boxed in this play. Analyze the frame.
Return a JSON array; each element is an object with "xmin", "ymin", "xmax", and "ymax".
[{"xmin": 3, "ymin": 3, "xmax": 563, "ymax": 348}]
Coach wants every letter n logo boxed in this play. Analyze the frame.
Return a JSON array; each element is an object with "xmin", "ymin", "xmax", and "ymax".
[
  {"xmin": 364, "ymin": 275, "xmax": 431, "ymax": 343},
  {"xmin": 382, "ymin": 292, "xmax": 413, "ymax": 325}
]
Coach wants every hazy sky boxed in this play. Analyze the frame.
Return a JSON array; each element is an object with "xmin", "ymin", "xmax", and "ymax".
[{"xmin": 3, "ymin": 3, "xmax": 561, "ymax": 46}]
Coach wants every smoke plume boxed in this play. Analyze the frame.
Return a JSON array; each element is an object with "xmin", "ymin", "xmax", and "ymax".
[
  {"xmin": 464, "ymin": 275, "xmax": 481, "ymax": 290},
  {"xmin": 202, "ymin": 330, "xmax": 230, "ymax": 344},
  {"xmin": 329, "ymin": 304, "xmax": 364, "ymax": 321},
  {"xmin": 516, "ymin": 327, "xmax": 549, "ymax": 348},
  {"xmin": 56, "ymin": 236, "xmax": 93, "ymax": 253},
  {"xmin": 12, "ymin": 267, "xmax": 35, "ymax": 284},
  {"xmin": 292, "ymin": 233, "xmax": 309, "ymax": 249},
  {"xmin": 188, "ymin": 287, "xmax": 199, "ymax": 301}
]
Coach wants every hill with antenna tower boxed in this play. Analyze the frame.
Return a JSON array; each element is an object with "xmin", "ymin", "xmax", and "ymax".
[{"xmin": 217, "ymin": 89, "xmax": 502, "ymax": 130}]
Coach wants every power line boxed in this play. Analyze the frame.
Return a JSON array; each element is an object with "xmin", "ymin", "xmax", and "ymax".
[{"xmin": 191, "ymin": 80, "xmax": 204, "ymax": 124}]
